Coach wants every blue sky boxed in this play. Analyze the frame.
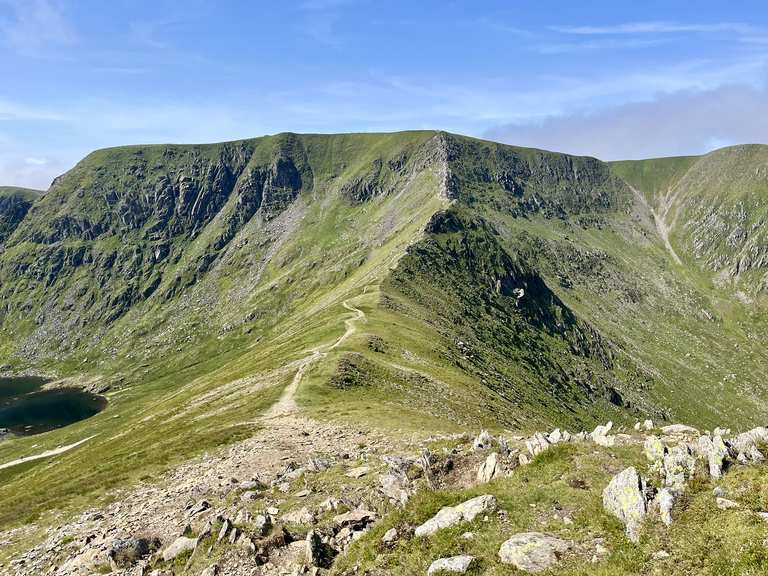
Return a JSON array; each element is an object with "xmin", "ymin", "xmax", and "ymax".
[{"xmin": 1, "ymin": 0, "xmax": 768, "ymax": 188}]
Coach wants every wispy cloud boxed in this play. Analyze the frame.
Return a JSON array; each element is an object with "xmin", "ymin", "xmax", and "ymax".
[
  {"xmin": 484, "ymin": 83, "xmax": 768, "ymax": 160},
  {"xmin": 550, "ymin": 21, "xmax": 756, "ymax": 36},
  {"xmin": 531, "ymin": 37, "xmax": 672, "ymax": 55},
  {"xmin": 295, "ymin": 0, "xmax": 361, "ymax": 47},
  {"xmin": 0, "ymin": 0, "xmax": 77, "ymax": 52}
]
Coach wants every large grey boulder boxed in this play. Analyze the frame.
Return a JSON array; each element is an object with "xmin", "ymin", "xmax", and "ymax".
[
  {"xmin": 162, "ymin": 536, "xmax": 197, "ymax": 562},
  {"xmin": 415, "ymin": 495, "xmax": 497, "ymax": 537},
  {"xmin": 498, "ymin": 532, "xmax": 570, "ymax": 572},
  {"xmin": 427, "ymin": 555, "xmax": 475, "ymax": 575},
  {"xmin": 602, "ymin": 467, "xmax": 650, "ymax": 543}
]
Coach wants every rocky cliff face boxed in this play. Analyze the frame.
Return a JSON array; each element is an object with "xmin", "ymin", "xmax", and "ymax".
[{"xmin": 0, "ymin": 187, "xmax": 41, "ymax": 246}]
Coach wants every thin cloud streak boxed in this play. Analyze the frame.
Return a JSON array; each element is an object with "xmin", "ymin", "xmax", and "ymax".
[{"xmin": 550, "ymin": 21, "xmax": 757, "ymax": 35}]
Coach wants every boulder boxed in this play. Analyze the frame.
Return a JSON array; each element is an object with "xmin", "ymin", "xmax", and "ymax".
[
  {"xmin": 657, "ymin": 488, "xmax": 674, "ymax": 526},
  {"xmin": 108, "ymin": 537, "xmax": 157, "ymax": 568},
  {"xmin": 644, "ymin": 436, "xmax": 665, "ymax": 471},
  {"xmin": 662, "ymin": 445, "xmax": 696, "ymax": 493},
  {"xmin": 697, "ymin": 435, "xmax": 730, "ymax": 479},
  {"xmin": 162, "ymin": 536, "xmax": 197, "ymax": 562},
  {"xmin": 643, "ymin": 420, "xmax": 654, "ymax": 431},
  {"xmin": 333, "ymin": 509, "xmax": 378, "ymax": 530},
  {"xmin": 382, "ymin": 528, "xmax": 398, "ymax": 545},
  {"xmin": 427, "ymin": 555, "xmax": 475, "ymax": 575},
  {"xmin": 473, "ymin": 430, "xmax": 494, "ymax": 450},
  {"xmin": 253, "ymin": 514, "xmax": 272, "ymax": 537},
  {"xmin": 591, "ymin": 422, "xmax": 615, "ymax": 447},
  {"xmin": 477, "ymin": 452, "xmax": 501, "ymax": 483},
  {"xmin": 526, "ymin": 432, "xmax": 550, "ymax": 456},
  {"xmin": 415, "ymin": 495, "xmax": 497, "ymax": 537},
  {"xmin": 305, "ymin": 529, "xmax": 335, "ymax": 568},
  {"xmin": 716, "ymin": 497, "xmax": 739, "ymax": 510},
  {"xmin": 346, "ymin": 465, "xmax": 370, "ymax": 478},
  {"xmin": 602, "ymin": 467, "xmax": 650, "ymax": 543},
  {"xmin": 498, "ymin": 532, "xmax": 570, "ymax": 572},
  {"xmin": 380, "ymin": 472, "xmax": 412, "ymax": 506},
  {"xmin": 661, "ymin": 424, "xmax": 699, "ymax": 436},
  {"xmin": 283, "ymin": 507, "xmax": 316, "ymax": 525}
]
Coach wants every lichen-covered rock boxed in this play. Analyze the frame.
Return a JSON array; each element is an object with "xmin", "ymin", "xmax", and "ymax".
[
  {"xmin": 644, "ymin": 435, "xmax": 665, "ymax": 468},
  {"xmin": 415, "ymin": 495, "xmax": 497, "ymax": 537},
  {"xmin": 657, "ymin": 488, "xmax": 674, "ymax": 526},
  {"xmin": 602, "ymin": 467, "xmax": 650, "ymax": 542},
  {"xmin": 526, "ymin": 432, "xmax": 551, "ymax": 456},
  {"xmin": 473, "ymin": 430, "xmax": 494, "ymax": 450},
  {"xmin": 591, "ymin": 422, "xmax": 615, "ymax": 447},
  {"xmin": 161, "ymin": 536, "xmax": 196, "ymax": 562},
  {"xmin": 661, "ymin": 424, "xmax": 700, "ymax": 436},
  {"xmin": 498, "ymin": 532, "xmax": 571, "ymax": 572},
  {"xmin": 662, "ymin": 445, "xmax": 696, "ymax": 493},
  {"xmin": 427, "ymin": 555, "xmax": 475, "ymax": 575}
]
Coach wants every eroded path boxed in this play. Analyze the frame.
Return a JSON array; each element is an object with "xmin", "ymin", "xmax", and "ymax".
[{"xmin": 1, "ymin": 296, "xmax": 375, "ymax": 576}]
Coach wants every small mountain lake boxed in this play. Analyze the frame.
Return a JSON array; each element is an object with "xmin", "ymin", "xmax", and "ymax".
[{"xmin": 0, "ymin": 376, "xmax": 106, "ymax": 436}]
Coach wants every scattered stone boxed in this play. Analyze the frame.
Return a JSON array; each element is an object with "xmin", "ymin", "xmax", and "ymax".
[
  {"xmin": 602, "ymin": 467, "xmax": 650, "ymax": 543},
  {"xmin": 498, "ymin": 532, "xmax": 571, "ymax": 573},
  {"xmin": 644, "ymin": 436, "xmax": 665, "ymax": 466},
  {"xmin": 415, "ymin": 495, "xmax": 497, "ymax": 537},
  {"xmin": 283, "ymin": 507, "xmax": 316, "ymax": 525},
  {"xmin": 643, "ymin": 420, "xmax": 654, "ymax": 431},
  {"xmin": 188, "ymin": 499, "xmax": 210, "ymax": 516},
  {"xmin": 267, "ymin": 506, "xmax": 280, "ymax": 516},
  {"xmin": 526, "ymin": 432, "xmax": 551, "ymax": 456},
  {"xmin": 382, "ymin": 528, "xmax": 398, "ymax": 545},
  {"xmin": 716, "ymin": 497, "xmax": 739, "ymax": 510},
  {"xmin": 661, "ymin": 424, "xmax": 700, "ymax": 436},
  {"xmin": 333, "ymin": 509, "xmax": 378, "ymax": 530},
  {"xmin": 162, "ymin": 536, "xmax": 197, "ymax": 562},
  {"xmin": 657, "ymin": 488, "xmax": 674, "ymax": 526},
  {"xmin": 652, "ymin": 550, "xmax": 671, "ymax": 560},
  {"xmin": 253, "ymin": 514, "xmax": 272, "ymax": 537},
  {"xmin": 591, "ymin": 422, "xmax": 615, "ymax": 447},
  {"xmin": 713, "ymin": 486, "xmax": 725, "ymax": 497},
  {"xmin": 477, "ymin": 452, "xmax": 501, "ymax": 483},
  {"xmin": 346, "ymin": 466, "xmax": 370, "ymax": 478},
  {"xmin": 296, "ymin": 488, "xmax": 312, "ymax": 498},
  {"xmin": 306, "ymin": 529, "xmax": 335, "ymax": 568},
  {"xmin": 427, "ymin": 555, "xmax": 475, "ymax": 575},
  {"xmin": 473, "ymin": 430, "xmax": 494, "ymax": 450},
  {"xmin": 380, "ymin": 472, "xmax": 412, "ymax": 506},
  {"xmin": 108, "ymin": 537, "xmax": 157, "ymax": 568}
]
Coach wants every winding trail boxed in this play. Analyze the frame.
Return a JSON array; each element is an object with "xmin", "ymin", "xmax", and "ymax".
[
  {"xmin": 265, "ymin": 297, "xmax": 366, "ymax": 418},
  {"xmin": 0, "ymin": 435, "xmax": 98, "ymax": 471}
]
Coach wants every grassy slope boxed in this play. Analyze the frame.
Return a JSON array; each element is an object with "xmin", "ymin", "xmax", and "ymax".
[{"xmin": 0, "ymin": 187, "xmax": 42, "ymax": 202}]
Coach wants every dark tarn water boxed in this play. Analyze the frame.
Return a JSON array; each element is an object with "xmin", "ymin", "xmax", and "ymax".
[{"xmin": 0, "ymin": 376, "xmax": 106, "ymax": 435}]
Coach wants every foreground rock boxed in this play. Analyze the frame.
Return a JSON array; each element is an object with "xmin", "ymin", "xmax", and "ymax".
[
  {"xmin": 498, "ymin": 532, "xmax": 571, "ymax": 573},
  {"xmin": 427, "ymin": 555, "xmax": 475, "ymax": 575},
  {"xmin": 602, "ymin": 467, "xmax": 650, "ymax": 542},
  {"xmin": 415, "ymin": 495, "xmax": 497, "ymax": 537}
]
